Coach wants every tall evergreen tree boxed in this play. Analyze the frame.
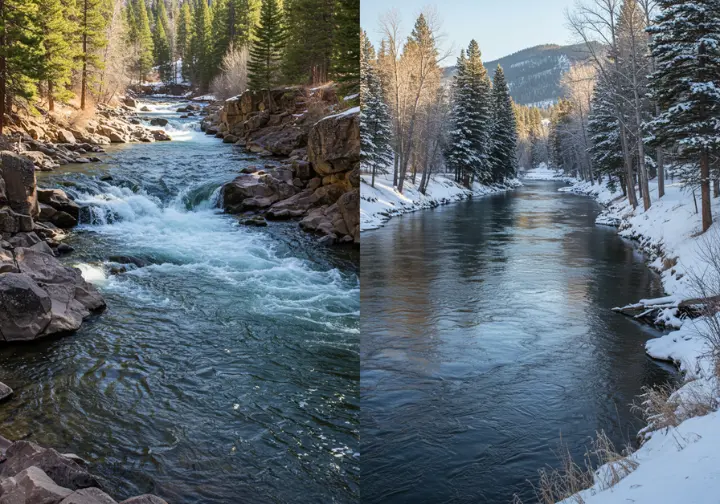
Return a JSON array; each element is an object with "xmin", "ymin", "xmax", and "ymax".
[
  {"xmin": 0, "ymin": 0, "xmax": 44, "ymax": 133},
  {"xmin": 39, "ymin": 0, "xmax": 79, "ymax": 111},
  {"xmin": 154, "ymin": 2, "xmax": 172, "ymax": 83},
  {"xmin": 647, "ymin": 0, "xmax": 720, "ymax": 232},
  {"xmin": 248, "ymin": 0, "xmax": 285, "ymax": 91},
  {"xmin": 129, "ymin": 0, "xmax": 154, "ymax": 83},
  {"xmin": 210, "ymin": 0, "xmax": 231, "ymax": 78},
  {"xmin": 282, "ymin": 0, "xmax": 332, "ymax": 85},
  {"xmin": 489, "ymin": 65, "xmax": 517, "ymax": 182},
  {"xmin": 446, "ymin": 49, "xmax": 477, "ymax": 185},
  {"xmin": 190, "ymin": 0, "xmax": 213, "ymax": 89},
  {"xmin": 78, "ymin": 0, "xmax": 108, "ymax": 110},
  {"xmin": 332, "ymin": 0, "xmax": 360, "ymax": 89},
  {"xmin": 177, "ymin": 1, "xmax": 192, "ymax": 82},
  {"xmin": 360, "ymin": 30, "xmax": 392, "ymax": 187},
  {"xmin": 588, "ymin": 76, "xmax": 624, "ymax": 191}
]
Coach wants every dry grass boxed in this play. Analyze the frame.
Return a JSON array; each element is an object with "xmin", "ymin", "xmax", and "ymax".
[
  {"xmin": 662, "ymin": 256, "xmax": 678, "ymax": 271},
  {"xmin": 632, "ymin": 379, "xmax": 718, "ymax": 433},
  {"xmin": 513, "ymin": 431, "xmax": 637, "ymax": 504}
]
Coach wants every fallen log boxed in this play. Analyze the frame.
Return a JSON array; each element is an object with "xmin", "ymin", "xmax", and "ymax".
[{"xmin": 612, "ymin": 295, "xmax": 720, "ymax": 327}]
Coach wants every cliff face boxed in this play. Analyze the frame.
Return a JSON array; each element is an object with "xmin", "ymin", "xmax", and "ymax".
[{"xmin": 212, "ymin": 86, "xmax": 359, "ymax": 245}]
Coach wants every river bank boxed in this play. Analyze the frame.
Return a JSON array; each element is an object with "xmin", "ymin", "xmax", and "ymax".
[
  {"xmin": 359, "ymin": 171, "xmax": 521, "ymax": 231},
  {"xmin": 522, "ymin": 167, "xmax": 720, "ymax": 503}
]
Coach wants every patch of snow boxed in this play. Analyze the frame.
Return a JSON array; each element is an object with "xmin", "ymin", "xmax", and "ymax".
[
  {"xmin": 361, "ymin": 171, "xmax": 521, "ymax": 231},
  {"xmin": 522, "ymin": 162, "xmax": 570, "ymax": 181}
]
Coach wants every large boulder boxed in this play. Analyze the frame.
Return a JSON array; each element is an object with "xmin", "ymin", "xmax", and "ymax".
[
  {"xmin": 57, "ymin": 130, "xmax": 76, "ymax": 144},
  {"xmin": 0, "ymin": 441, "xmax": 101, "ymax": 490},
  {"xmin": 13, "ymin": 247, "xmax": 105, "ymax": 336},
  {"xmin": 222, "ymin": 172, "xmax": 297, "ymax": 213},
  {"xmin": 123, "ymin": 97, "xmax": 138, "ymax": 109},
  {"xmin": 307, "ymin": 108, "xmax": 360, "ymax": 177},
  {"xmin": 0, "ymin": 273, "xmax": 52, "ymax": 341},
  {"xmin": 37, "ymin": 189, "xmax": 80, "ymax": 220},
  {"xmin": 149, "ymin": 118, "xmax": 168, "ymax": 127},
  {"xmin": 0, "ymin": 151, "xmax": 38, "ymax": 219},
  {"xmin": 337, "ymin": 189, "xmax": 359, "ymax": 243},
  {"xmin": 0, "ymin": 466, "xmax": 73, "ymax": 504}
]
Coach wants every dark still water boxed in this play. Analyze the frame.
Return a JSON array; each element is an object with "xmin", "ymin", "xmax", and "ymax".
[
  {"xmin": 0, "ymin": 101, "xmax": 359, "ymax": 503},
  {"xmin": 360, "ymin": 181, "xmax": 674, "ymax": 503}
]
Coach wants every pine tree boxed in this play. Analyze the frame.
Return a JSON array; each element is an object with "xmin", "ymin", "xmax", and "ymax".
[
  {"xmin": 177, "ymin": 1, "xmax": 192, "ymax": 82},
  {"xmin": 332, "ymin": 0, "xmax": 360, "ymax": 90},
  {"xmin": 448, "ymin": 40, "xmax": 493, "ymax": 185},
  {"xmin": 248, "ymin": 0, "xmax": 285, "ymax": 91},
  {"xmin": 210, "ymin": 0, "xmax": 231, "ymax": 79},
  {"xmin": 233, "ymin": 0, "xmax": 261, "ymax": 48},
  {"xmin": 129, "ymin": 0, "xmax": 154, "ymax": 83},
  {"xmin": 154, "ymin": 2, "xmax": 172, "ymax": 83},
  {"xmin": 446, "ymin": 49, "xmax": 477, "ymax": 185},
  {"xmin": 78, "ymin": 0, "xmax": 108, "ymax": 110},
  {"xmin": 0, "ymin": 0, "xmax": 44, "ymax": 133},
  {"xmin": 588, "ymin": 76, "xmax": 624, "ymax": 191},
  {"xmin": 360, "ymin": 30, "xmax": 392, "ymax": 187},
  {"xmin": 647, "ymin": 0, "xmax": 720, "ymax": 232},
  {"xmin": 39, "ymin": 0, "xmax": 79, "ymax": 112},
  {"xmin": 489, "ymin": 65, "xmax": 518, "ymax": 182},
  {"xmin": 190, "ymin": 0, "xmax": 213, "ymax": 89},
  {"xmin": 282, "ymin": 0, "xmax": 332, "ymax": 85}
]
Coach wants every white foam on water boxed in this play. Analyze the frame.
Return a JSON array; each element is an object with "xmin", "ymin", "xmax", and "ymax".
[
  {"xmin": 73, "ymin": 184, "xmax": 358, "ymax": 323},
  {"xmin": 75, "ymin": 263, "xmax": 108, "ymax": 285}
]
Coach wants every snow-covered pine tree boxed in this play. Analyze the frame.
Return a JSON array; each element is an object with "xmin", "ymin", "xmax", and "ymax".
[
  {"xmin": 588, "ymin": 76, "xmax": 625, "ymax": 193},
  {"xmin": 489, "ymin": 65, "xmax": 517, "ymax": 182},
  {"xmin": 360, "ymin": 30, "xmax": 393, "ymax": 187},
  {"xmin": 445, "ymin": 49, "xmax": 477, "ymax": 185},
  {"xmin": 465, "ymin": 40, "xmax": 493, "ymax": 183},
  {"xmin": 647, "ymin": 0, "xmax": 720, "ymax": 232}
]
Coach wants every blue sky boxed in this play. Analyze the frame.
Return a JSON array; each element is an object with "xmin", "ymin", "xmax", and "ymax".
[{"xmin": 360, "ymin": 0, "xmax": 577, "ymax": 63}]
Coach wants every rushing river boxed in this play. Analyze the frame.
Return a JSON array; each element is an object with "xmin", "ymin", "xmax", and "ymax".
[
  {"xmin": 361, "ymin": 181, "xmax": 675, "ymax": 503},
  {"xmin": 0, "ymin": 101, "xmax": 359, "ymax": 503}
]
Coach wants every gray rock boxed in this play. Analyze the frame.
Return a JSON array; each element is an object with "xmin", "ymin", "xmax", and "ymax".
[
  {"xmin": 37, "ymin": 189, "xmax": 80, "ymax": 220},
  {"xmin": 1, "ymin": 442, "xmax": 101, "ymax": 490},
  {"xmin": 57, "ymin": 130, "xmax": 76, "ymax": 144},
  {"xmin": 0, "ymin": 273, "xmax": 52, "ymax": 341},
  {"xmin": 0, "ymin": 466, "xmax": 73, "ymax": 504},
  {"xmin": 149, "ymin": 118, "xmax": 168, "ymax": 127},
  {"xmin": 60, "ymin": 488, "xmax": 117, "ymax": 504}
]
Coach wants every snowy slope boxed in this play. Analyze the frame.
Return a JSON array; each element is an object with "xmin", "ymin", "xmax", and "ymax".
[{"xmin": 360, "ymin": 172, "xmax": 521, "ymax": 231}]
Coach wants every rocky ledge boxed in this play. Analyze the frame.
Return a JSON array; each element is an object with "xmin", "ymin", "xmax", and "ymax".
[
  {"xmin": 0, "ymin": 435, "xmax": 166, "ymax": 504},
  {"xmin": 204, "ymin": 86, "xmax": 359, "ymax": 245},
  {"xmin": 0, "ymin": 151, "xmax": 105, "ymax": 343},
  {"xmin": 5, "ymin": 99, "xmax": 171, "ymax": 173}
]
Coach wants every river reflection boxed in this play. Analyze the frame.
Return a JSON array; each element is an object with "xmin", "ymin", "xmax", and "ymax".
[{"xmin": 361, "ymin": 181, "xmax": 673, "ymax": 503}]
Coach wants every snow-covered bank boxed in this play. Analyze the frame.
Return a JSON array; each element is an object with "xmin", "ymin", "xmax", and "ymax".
[
  {"xmin": 559, "ymin": 176, "xmax": 720, "ymax": 504},
  {"xmin": 360, "ymin": 172, "xmax": 521, "ymax": 231}
]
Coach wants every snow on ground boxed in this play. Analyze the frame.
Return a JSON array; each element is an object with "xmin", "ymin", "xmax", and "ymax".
[
  {"xmin": 522, "ymin": 162, "xmax": 571, "ymax": 181},
  {"xmin": 360, "ymin": 171, "xmax": 521, "ymax": 231},
  {"xmin": 560, "ymin": 174, "xmax": 720, "ymax": 504}
]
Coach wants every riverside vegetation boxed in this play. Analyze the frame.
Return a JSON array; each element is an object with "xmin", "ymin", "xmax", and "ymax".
[{"xmin": 0, "ymin": 0, "xmax": 359, "ymax": 501}]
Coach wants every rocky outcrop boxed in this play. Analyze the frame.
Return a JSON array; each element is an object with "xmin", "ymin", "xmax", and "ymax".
[
  {"xmin": 217, "ymin": 89, "xmax": 360, "ymax": 245},
  {"xmin": 0, "ymin": 152, "xmax": 105, "ymax": 343},
  {"xmin": 0, "ymin": 437, "xmax": 168, "ymax": 504}
]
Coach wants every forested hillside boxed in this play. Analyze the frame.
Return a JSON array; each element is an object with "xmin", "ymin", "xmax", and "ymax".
[
  {"xmin": 444, "ymin": 43, "xmax": 602, "ymax": 106},
  {"xmin": 0, "ymin": 0, "xmax": 359, "ymax": 132}
]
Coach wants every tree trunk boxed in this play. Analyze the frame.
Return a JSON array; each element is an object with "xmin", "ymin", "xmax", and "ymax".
[
  {"xmin": 657, "ymin": 147, "xmax": 665, "ymax": 198},
  {"xmin": 620, "ymin": 124, "xmax": 637, "ymax": 208},
  {"xmin": 48, "ymin": 81, "xmax": 54, "ymax": 112},
  {"xmin": 81, "ymin": 0, "xmax": 88, "ymax": 111},
  {"xmin": 0, "ymin": 0, "xmax": 5, "ymax": 136},
  {"xmin": 701, "ymin": 150, "xmax": 712, "ymax": 232}
]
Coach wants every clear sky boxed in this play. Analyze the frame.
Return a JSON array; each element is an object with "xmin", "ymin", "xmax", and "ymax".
[{"xmin": 360, "ymin": 0, "xmax": 577, "ymax": 63}]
